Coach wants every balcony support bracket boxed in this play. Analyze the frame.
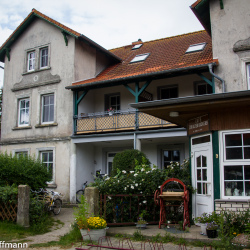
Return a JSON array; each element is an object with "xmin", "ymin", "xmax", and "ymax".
[
  {"xmin": 124, "ymin": 80, "xmax": 151, "ymax": 103},
  {"xmin": 197, "ymin": 73, "xmax": 215, "ymax": 93},
  {"xmin": 74, "ymin": 90, "xmax": 89, "ymax": 115}
]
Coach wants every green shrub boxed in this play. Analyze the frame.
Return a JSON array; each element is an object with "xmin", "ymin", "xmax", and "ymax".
[
  {"xmin": 0, "ymin": 152, "xmax": 51, "ymax": 190},
  {"xmin": 111, "ymin": 149, "xmax": 151, "ymax": 176},
  {"xmin": 29, "ymin": 197, "xmax": 49, "ymax": 226},
  {"xmin": 0, "ymin": 185, "xmax": 18, "ymax": 204}
]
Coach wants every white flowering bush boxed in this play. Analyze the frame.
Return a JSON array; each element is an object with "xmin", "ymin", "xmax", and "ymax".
[
  {"xmin": 90, "ymin": 159, "xmax": 192, "ymax": 224},
  {"xmin": 91, "ymin": 158, "xmax": 191, "ymax": 196}
]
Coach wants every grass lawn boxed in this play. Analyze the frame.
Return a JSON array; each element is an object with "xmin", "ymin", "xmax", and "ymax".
[{"xmin": 0, "ymin": 216, "xmax": 60, "ymax": 242}]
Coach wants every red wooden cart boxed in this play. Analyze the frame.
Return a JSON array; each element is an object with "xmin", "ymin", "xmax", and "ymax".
[{"xmin": 154, "ymin": 178, "xmax": 190, "ymax": 230}]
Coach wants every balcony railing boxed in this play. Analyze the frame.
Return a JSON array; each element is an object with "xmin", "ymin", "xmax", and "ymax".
[{"xmin": 74, "ymin": 110, "xmax": 175, "ymax": 134}]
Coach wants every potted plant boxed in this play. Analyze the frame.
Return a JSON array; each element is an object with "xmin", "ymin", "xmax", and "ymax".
[
  {"xmin": 107, "ymin": 107, "xmax": 115, "ymax": 115},
  {"xmin": 206, "ymin": 221, "xmax": 218, "ymax": 238},
  {"xmin": 136, "ymin": 210, "xmax": 148, "ymax": 229},
  {"xmin": 74, "ymin": 196, "xmax": 107, "ymax": 241},
  {"xmin": 195, "ymin": 211, "xmax": 219, "ymax": 236},
  {"xmin": 195, "ymin": 213, "xmax": 211, "ymax": 236}
]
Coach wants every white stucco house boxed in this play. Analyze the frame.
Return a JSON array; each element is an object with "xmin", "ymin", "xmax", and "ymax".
[{"xmin": 0, "ymin": 0, "xmax": 250, "ymax": 219}]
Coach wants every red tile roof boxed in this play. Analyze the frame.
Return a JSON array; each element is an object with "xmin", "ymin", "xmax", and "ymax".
[{"xmin": 71, "ymin": 30, "xmax": 216, "ymax": 88}]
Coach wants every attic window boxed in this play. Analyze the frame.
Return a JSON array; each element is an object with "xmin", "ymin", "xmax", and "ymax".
[
  {"xmin": 186, "ymin": 43, "xmax": 206, "ymax": 53},
  {"xmin": 130, "ymin": 53, "xmax": 149, "ymax": 63},
  {"xmin": 132, "ymin": 44, "xmax": 143, "ymax": 50}
]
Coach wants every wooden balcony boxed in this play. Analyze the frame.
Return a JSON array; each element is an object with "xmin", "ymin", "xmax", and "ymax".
[{"xmin": 74, "ymin": 110, "xmax": 176, "ymax": 134}]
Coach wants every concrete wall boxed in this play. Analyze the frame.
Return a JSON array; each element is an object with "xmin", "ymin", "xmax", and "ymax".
[
  {"xmin": 210, "ymin": 0, "xmax": 250, "ymax": 92},
  {"xmin": 76, "ymin": 143, "xmax": 95, "ymax": 191},
  {"xmin": 1, "ymin": 18, "xmax": 74, "ymax": 141}
]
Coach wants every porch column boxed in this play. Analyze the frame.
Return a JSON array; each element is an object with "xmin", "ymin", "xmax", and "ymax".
[
  {"xmin": 133, "ymin": 133, "xmax": 141, "ymax": 151},
  {"xmin": 70, "ymin": 141, "xmax": 77, "ymax": 203}
]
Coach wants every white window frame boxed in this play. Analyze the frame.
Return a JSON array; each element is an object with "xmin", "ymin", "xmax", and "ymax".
[
  {"xmin": 186, "ymin": 43, "xmax": 206, "ymax": 53},
  {"xmin": 247, "ymin": 64, "xmax": 250, "ymax": 89},
  {"xmin": 220, "ymin": 129, "xmax": 250, "ymax": 199},
  {"xmin": 41, "ymin": 94, "xmax": 54, "ymax": 124},
  {"xmin": 40, "ymin": 47, "xmax": 49, "ymax": 69},
  {"xmin": 18, "ymin": 98, "xmax": 30, "ymax": 127},
  {"xmin": 27, "ymin": 51, "xmax": 35, "ymax": 72},
  {"xmin": 37, "ymin": 147, "xmax": 55, "ymax": 184},
  {"xmin": 12, "ymin": 148, "xmax": 30, "ymax": 158},
  {"xmin": 130, "ymin": 53, "xmax": 150, "ymax": 63}
]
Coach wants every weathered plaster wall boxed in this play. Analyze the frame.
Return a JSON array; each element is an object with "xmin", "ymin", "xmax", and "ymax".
[
  {"xmin": 1, "ymin": 18, "xmax": 74, "ymax": 141},
  {"xmin": 210, "ymin": 0, "xmax": 250, "ymax": 92}
]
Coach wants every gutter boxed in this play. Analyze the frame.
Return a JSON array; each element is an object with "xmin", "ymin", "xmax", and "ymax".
[
  {"xmin": 208, "ymin": 63, "xmax": 225, "ymax": 92},
  {"xmin": 130, "ymin": 90, "xmax": 250, "ymax": 109},
  {"xmin": 66, "ymin": 62, "xmax": 218, "ymax": 90}
]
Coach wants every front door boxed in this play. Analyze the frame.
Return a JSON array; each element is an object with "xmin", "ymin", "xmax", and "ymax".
[
  {"xmin": 107, "ymin": 152, "xmax": 117, "ymax": 175},
  {"xmin": 191, "ymin": 134, "xmax": 213, "ymax": 219}
]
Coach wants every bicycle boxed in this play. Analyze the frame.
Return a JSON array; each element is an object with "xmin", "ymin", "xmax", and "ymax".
[
  {"xmin": 76, "ymin": 181, "xmax": 88, "ymax": 203},
  {"xmin": 31, "ymin": 188, "xmax": 63, "ymax": 215}
]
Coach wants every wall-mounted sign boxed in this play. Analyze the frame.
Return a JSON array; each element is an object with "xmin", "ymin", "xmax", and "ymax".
[{"xmin": 188, "ymin": 114, "xmax": 210, "ymax": 135}]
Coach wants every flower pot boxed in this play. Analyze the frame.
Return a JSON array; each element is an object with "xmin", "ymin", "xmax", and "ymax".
[
  {"xmin": 206, "ymin": 229, "xmax": 218, "ymax": 238},
  {"xmin": 109, "ymin": 111, "xmax": 114, "ymax": 116},
  {"xmin": 200, "ymin": 223, "xmax": 207, "ymax": 236},
  {"xmin": 136, "ymin": 223, "xmax": 147, "ymax": 229},
  {"xmin": 80, "ymin": 228, "xmax": 106, "ymax": 242}
]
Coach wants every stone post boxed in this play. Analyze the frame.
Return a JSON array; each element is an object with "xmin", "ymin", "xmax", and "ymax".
[
  {"xmin": 17, "ymin": 185, "xmax": 30, "ymax": 227},
  {"xmin": 84, "ymin": 187, "xmax": 99, "ymax": 216}
]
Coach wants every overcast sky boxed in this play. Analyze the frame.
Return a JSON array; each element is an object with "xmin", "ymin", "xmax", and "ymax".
[{"xmin": 0, "ymin": 0, "xmax": 204, "ymax": 87}]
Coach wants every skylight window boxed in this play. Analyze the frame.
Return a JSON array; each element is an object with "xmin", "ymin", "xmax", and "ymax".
[
  {"xmin": 132, "ymin": 44, "xmax": 143, "ymax": 50},
  {"xmin": 186, "ymin": 43, "xmax": 206, "ymax": 53},
  {"xmin": 130, "ymin": 53, "xmax": 149, "ymax": 63}
]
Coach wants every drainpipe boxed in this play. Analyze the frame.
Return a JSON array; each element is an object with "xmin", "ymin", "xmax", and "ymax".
[{"xmin": 208, "ymin": 64, "xmax": 225, "ymax": 92}]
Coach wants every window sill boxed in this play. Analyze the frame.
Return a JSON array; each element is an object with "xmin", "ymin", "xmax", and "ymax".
[
  {"xmin": 22, "ymin": 67, "xmax": 51, "ymax": 75},
  {"xmin": 12, "ymin": 126, "xmax": 32, "ymax": 130},
  {"xmin": 35, "ymin": 123, "xmax": 58, "ymax": 128},
  {"xmin": 215, "ymin": 198, "xmax": 250, "ymax": 202},
  {"xmin": 47, "ymin": 183, "xmax": 57, "ymax": 189}
]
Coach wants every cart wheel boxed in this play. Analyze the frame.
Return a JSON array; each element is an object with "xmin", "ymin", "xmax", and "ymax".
[{"xmin": 154, "ymin": 189, "xmax": 160, "ymax": 206}]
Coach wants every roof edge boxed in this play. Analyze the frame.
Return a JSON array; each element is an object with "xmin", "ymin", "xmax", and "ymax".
[
  {"xmin": 66, "ymin": 60, "xmax": 218, "ymax": 90},
  {"xmin": 130, "ymin": 90, "xmax": 250, "ymax": 110},
  {"xmin": 190, "ymin": 0, "xmax": 211, "ymax": 36},
  {"xmin": 0, "ymin": 8, "xmax": 121, "ymax": 63}
]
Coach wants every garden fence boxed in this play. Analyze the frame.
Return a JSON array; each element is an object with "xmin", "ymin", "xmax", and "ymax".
[
  {"xmin": 100, "ymin": 194, "xmax": 159, "ymax": 226},
  {"xmin": 0, "ymin": 201, "xmax": 18, "ymax": 221}
]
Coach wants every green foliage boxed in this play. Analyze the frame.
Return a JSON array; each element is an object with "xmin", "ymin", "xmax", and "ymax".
[
  {"xmin": 218, "ymin": 209, "xmax": 250, "ymax": 238},
  {"xmin": 132, "ymin": 230, "xmax": 146, "ymax": 241},
  {"xmin": 74, "ymin": 195, "xmax": 90, "ymax": 229},
  {"xmin": 0, "ymin": 184, "xmax": 18, "ymax": 203},
  {"xmin": 29, "ymin": 196, "xmax": 49, "ymax": 227},
  {"xmin": 0, "ymin": 152, "xmax": 51, "ymax": 190},
  {"xmin": 111, "ymin": 149, "xmax": 151, "ymax": 176}
]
